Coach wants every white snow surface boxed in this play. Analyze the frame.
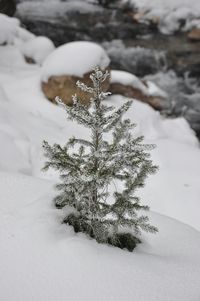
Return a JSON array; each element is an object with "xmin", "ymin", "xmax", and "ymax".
[
  {"xmin": 0, "ymin": 13, "xmax": 55, "ymax": 65},
  {"xmin": 111, "ymin": 70, "xmax": 148, "ymax": 94},
  {"xmin": 0, "ymin": 13, "xmax": 34, "ymax": 45},
  {"xmin": 111, "ymin": 70, "xmax": 167, "ymax": 98},
  {"xmin": 41, "ymin": 41, "xmax": 110, "ymax": 81},
  {"xmin": 0, "ymin": 14, "xmax": 20, "ymax": 44},
  {"xmin": 20, "ymin": 36, "xmax": 55, "ymax": 64},
  {"xmin": 0, "ymin": 38, "xmax": 200, "ymax": 300},
  {"xmin": 1, "ymin": 172, "xmax": 200, "ymax": 301}
]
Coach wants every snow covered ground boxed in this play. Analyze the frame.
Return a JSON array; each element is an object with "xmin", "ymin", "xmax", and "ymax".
[{"xmin": 0, "ymin": 15, "xmax": 200, "ymax": 301}]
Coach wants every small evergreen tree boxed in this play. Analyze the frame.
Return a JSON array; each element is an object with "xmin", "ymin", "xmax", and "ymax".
[{"xmin": 43, "ymin": 67, "xmax": 158, "ymax": 251}]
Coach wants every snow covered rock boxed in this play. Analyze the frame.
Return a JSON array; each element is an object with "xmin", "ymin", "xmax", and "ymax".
[
  {"xmin": 20, "ymin": 36, "xmax": 55, "ymax": 65},
  {"xmin": 110, "ymin": 70, "xmax": 167, "ymax": 110},
  {"xmin": 129, "ymin": 0, "xmax": 200, "ymax": 35},
  {"xmin": 41, "ymin": 41, "xmax": 110, "ymax": 105}
]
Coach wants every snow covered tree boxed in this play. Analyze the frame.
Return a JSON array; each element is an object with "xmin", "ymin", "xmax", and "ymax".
[{"xmin": 43, "ymin": 67, "xmax": 158, "ymax": 251}]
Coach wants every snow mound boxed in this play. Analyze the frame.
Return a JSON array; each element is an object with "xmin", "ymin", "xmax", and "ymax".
[
  {"xmin": 111, "ymin": 70, "xmax": 148, "ymax": 94},
  {"xmin": 0, "ymin": 13, "xmax": 54, "ymax": 65},
  {"xmin": 111, "ymin": 70, "xmax": 167, "ymax": 98},
  {"xmin": 0, "ymin": 13, "xmax": 34, "ymax": 45},
  {"xmin": 0, "ymin": 45, "xmax": 26, "ymax": 68},
  {"xmin": 20, "ymin": 36, "xmax": 55, "ymax": 65},
  {"xmin": 146, "ymin": 80, "xmax": 167, "ymax": 98},
  {"xmin": 1, "ymin": 40, "xmax": 200, "ymax": 300},
  {"xmin": 0, "ymin": 13, "xmax": 20, "ymax": 45},
  {"xmin": 0, "ymin": 172, "xmax": 200, "ymax": 301},
  {"xmin": 41, "ymin": 41, "xmax": 110, "ymax": 81}
]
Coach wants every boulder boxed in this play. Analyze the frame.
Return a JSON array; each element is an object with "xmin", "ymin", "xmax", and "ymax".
[
  {"xmin": 110, "ymin": 70, "xmax": 167, "ymax": 110},
  {"xmin": 110, "ymin": 82, "xmax": 164, "ymax": 110},
  {"xmin": 42, "ymin": 72, "xmax": 110, "ymax": 106},
  {"xmin": 41, "ymin": 41, "xmax": 110, "ymax": 105},
  {"xmin": 188, "ymin": 28, "xmax": 200, "ymax": 41}
]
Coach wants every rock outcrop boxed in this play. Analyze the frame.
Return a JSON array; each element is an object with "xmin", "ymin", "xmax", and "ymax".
[
  {"xmin": 42, "ymin": 72, "xmax": 110, "ymax": 106},
  {"xmin": 110, "ymin": 70, "xmax": 167, "ymax": 111}
]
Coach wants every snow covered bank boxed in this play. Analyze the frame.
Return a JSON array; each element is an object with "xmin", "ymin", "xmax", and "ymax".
[
  {"xmin": 0, "ymin": 13, "xmax": 55, "ymax": 64},
  {"xmin": 111, "ymin": 70, "xmax": 167, "ymax": 99},
  {"xmin": 1, "ymin": 172, "xmax": 200, "ymax": 301},
  {"xmin": 0, "ymin": 24, "xmax": 200, "ymax": 300},
  {"xmin": 0, "ymin": 48, "xmax": 200, "ymax": 231}
]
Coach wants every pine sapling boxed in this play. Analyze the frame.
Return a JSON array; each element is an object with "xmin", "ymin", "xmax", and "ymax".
[{"xmin": 43, "ymin": 67, "xmax": 158, "ymax": 251}]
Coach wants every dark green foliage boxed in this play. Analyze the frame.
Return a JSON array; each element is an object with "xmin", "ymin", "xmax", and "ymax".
[
  {"xmin": 43, "ymin": 67, "xmax": 158, "ymax": 251},
  {"xmin": 64, "ymin": 213, "xmax": 140, "ymax": 251},
  {"xmin": 108, "ymin": 233, "xmax": 141, "ymax": 252}
]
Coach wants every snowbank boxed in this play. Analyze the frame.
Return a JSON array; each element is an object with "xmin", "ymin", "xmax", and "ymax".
[
  {"xmin": 0, "ymin": 13, "xmax": 54, "ymax": 65},
  {"xmin": 129, "ymin": 0, "xmax": 200, "ymax": 34},
  {"xmin": 1, "ymin": 38, "xmax": 200, "ymax": 301},
  {"xmin": 111, "ymin": 70, "xmax": 148, "ymax": 94},
  {"xmin": 0, "ymin": 13, "xmax": 34, "ymax": 45},
  {"xmin": 0, "ymin": 13, "xmax": 20, "ymax": 45},
  {"xmin": 20, "ymin": 36, "xmax": 55, "ymax": 64},
  {"xmin": 0, "ymin": 172, "xmax": 200, "ymax": 301},
  {"xmin": 41, "ymin": 41, "xmax": 110, "ymax": 81},
  {"xmin": 111, "ymin": 70, "xmax": 167, "ymax": 98},
  {"xmin": 0, "ymin": 45, "xmax": 26, "ymax": 68}
]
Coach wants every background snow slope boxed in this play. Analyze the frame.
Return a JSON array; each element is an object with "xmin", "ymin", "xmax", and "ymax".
[{"xmin": 0, "ymin": 39, "xmax": 200, "ymax": 300}]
